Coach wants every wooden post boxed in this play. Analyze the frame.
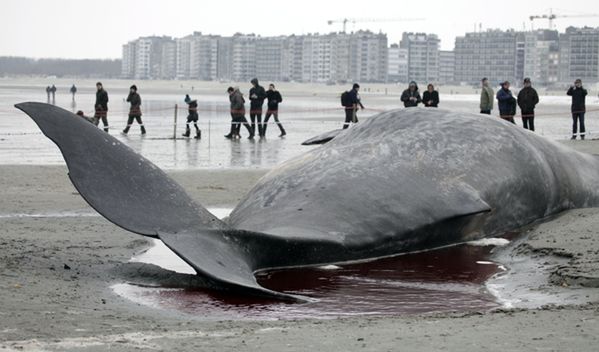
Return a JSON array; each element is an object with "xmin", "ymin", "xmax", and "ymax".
[{"xmin": 173, "ymin": 104, "xmax": 178, "ymax": 140}]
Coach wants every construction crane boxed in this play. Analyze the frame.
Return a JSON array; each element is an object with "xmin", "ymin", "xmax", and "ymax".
[
  {"xmin": 529, "ymin": 9, "xmax": 599, "ymax": 29},
  {"xmin": 327, "ymin": 17, "xmax": 424, "ymax": 33}
]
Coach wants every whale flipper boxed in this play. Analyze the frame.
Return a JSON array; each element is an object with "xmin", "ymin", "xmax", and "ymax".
[
  {"xmin": 301, "ymin": 129, "xmax": 345, "ymax": 145},
  {"xmin": 15, "ymin": 102, "xmax": 224, "ymax": 237}
]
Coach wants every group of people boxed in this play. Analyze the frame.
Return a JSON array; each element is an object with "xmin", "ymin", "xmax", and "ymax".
[
  {"xmin": 45, "ymin": 85, "xmax": 57, "ymax": 104},
  {"xmin": 480, "ymin": 77, "xmax": 589, "ymax": 139},
  {"xmin": 341, "ymin": 81, "xmax": 441, "ymax": 129},
  {"xmin": 222, "ymin": 78, "xmax": 287, "ymax": 139},
  {"xmin": 74, "ymin": 82, "xmax": 146, "ymax": 135},
  {"xmin": 67, "ymin": 77, "xmax": 592, "ymax": 141},
  {"xmin": 342, "ymin": 78, "xmax": 591, "ymax": 140}
]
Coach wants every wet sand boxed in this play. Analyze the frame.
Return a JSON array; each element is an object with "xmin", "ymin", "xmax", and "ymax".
[{"xmin": 1, "ymin": 141, "xmax": 599, "ymax": 351}]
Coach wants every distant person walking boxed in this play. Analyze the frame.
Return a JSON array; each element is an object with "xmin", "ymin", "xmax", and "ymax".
[
  {"xmin": 264, "ymin": 84, "xmax": 286, "ymax": 137},
  {"xmin": 122, "ymin": 85, "xmax": 146, "ymax": 135},
  {"xmin": 341, "ymin": 83, "xmax": 360, "ymax": 129},
  {"xmin": 480, "ymin": 78, "xmax": 494, "ymax": 114},
  {"xmin": 226, "ymin": 87, "xmax": 253, "ymax": 139},
  {"xmin": 517, "ymin": 78, "xmax": 539, "ymax": 131},
  {"xmin": 182, "ymin": 94, "xmax": 201, "ymax": 139},
  {"xmin": 249, "ymin": 78, "xmax": 267, "ymax": 137},
  {"xmin": 567, "ymin": 79, "xmax": 588, "ymax": 140},
  {"xmin": 70, "ymin": 84, "xmax": 77, "ymax": 102},
  {"xmin": 45, "ymin": 86, "xmax": 51, "ymax": 103},
  {"xmin": 401, "ymin": 81, "xmax": 422, "ymax": 108},
  {"xmin": 423, "ymin": 84, "xmax": 439, "ymax": 108},
  {"xmin": 50, "ymin": 84, "xmax": 57, "ymax": 105},
  {"xmin": 94, "ymin": 82, "xmax": 109, "ymax": 132},
  {"xmin": 496, "ymin": 81, "xmax": 516, "ymax": 124}
]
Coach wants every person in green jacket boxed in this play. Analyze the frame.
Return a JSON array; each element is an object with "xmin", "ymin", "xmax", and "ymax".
[{"xmin": 480, "ymin": 77, "xmax": 494, "ymax": 114}]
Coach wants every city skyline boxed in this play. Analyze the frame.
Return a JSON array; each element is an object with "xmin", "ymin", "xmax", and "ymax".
[
  {"xmin": 121, "ymin": 27, "xmax": 599, "ymax": 85},
  {"xmin": 2, "ymin": 0, "xmax": 599, "ymax": 59}
]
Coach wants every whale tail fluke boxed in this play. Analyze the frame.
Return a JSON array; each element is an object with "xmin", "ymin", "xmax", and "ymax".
[{"xmin": 15, "ymin": 102, "xmax": 224, "ymax": 237}]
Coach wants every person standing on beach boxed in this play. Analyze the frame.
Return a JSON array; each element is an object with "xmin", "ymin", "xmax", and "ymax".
[
  {"xmin": 70, "ymin": 84, "xmax": 77, "ymax": 102},
  {"xmin": 50, "ymin": 84, "xmax": 57, "ymax": 105},
  {"xmin": 401, "ymin": 81, "xmax": 422, "ymax": 108},
  {"xmin": 183, "ymin": 94, "xmax": 201, "ymax": 139},
  {"xmin": 226, "ymin": 87, "xmax": 253, "ymax": 139},
  {"xmin": 517, "ymin": 78, "xmax": 539, "ymax": 131},
  {"xmin": 423, "ymin": 84, "xmax": 439, "ymax": 108},
  {"xmin": 94, "ymin": 82, "xmax": 109, "ymax": 132},
  {"xmin": 263, "ymin": 84, "xmax": 286, "ymax": 137},
  {"xmin": 480, "ymin": 78, "xmax": 494, "ymax": 114},
  {"xmin": 249, "ymin": 78, "xmax": 266, "ymax": 138},
  {"xmin": 122, "ymin": 85, "xmax": 146, "ymax": 135},
  {"xmin": 567, "ymin": 79, "xmax": 588, "ymax": 140},
  {"xmin": 46, "ymin": 86, "xmax": 51, "ymax": 103},
  {"xmin": 342, "ymin": 83, "xmax": 360, "ymax": 129},
  {"xmin": 496, "ymin": 81, "xmax": 516, "ymax": 124}
]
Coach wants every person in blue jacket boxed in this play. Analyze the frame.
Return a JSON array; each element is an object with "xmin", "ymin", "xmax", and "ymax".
[{"xmin": 496, "ymin": 81, "xmax": 516, "ymax": 124}]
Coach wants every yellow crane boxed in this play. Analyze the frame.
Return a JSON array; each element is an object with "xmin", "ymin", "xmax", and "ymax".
[
  {"xmin": 327, "ymin": 17, "xmax": 424, "ymax": 33},
  {"xmin": 530, "ymin": 9, "xmax": 599, "ymax": 29}
]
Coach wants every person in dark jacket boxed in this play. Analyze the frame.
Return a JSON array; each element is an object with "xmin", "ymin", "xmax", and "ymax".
[
  {"xmin": 401, "ymin": 81, "xmax": 422, "ymax": 108},
  {"xmin": 46, "ymin": 86, "xmax": 51, "ymax": 103},
  {"xmin": 567, "ymin": 79, "xmax": 588, "ymax": 140},
  {"xmin": 182, "ymin": 94, "xmax": 201, "ymax": 139},
  {"xmin": 342, "ymin": 83, "xmax": 361, "ymax": 129},
  {"xmin": 50, "ymin": 84, "xmax": 57, "ymax": 104},
  {"xmin": 423, "ymin": 84, "xmax": 439, "ymax": 108},
  {"xmin": 249, "ymin": 78, "xmax": 267, "ymax": 137},
  {"xmin": 70, "ymin": 84, "xmax": 77, "ymax": 101},
  {"xmin": 496, "ymin": 81, "xmax": 516, "ymax": 124},
  {"xmin": 517, "ymin": 78, "xmax": 539, "ymax": 131},
  {"xmin": 263, "ymin": 84, "xmax": 286, "ymax": 137},
  {"xmin": 122, "ymin": 85, "xmax": 146, "ymax": 135},
  {"xmin": 94, "ymin": 82, "xmax": 109, "ymax": 132},
  {"xmin": 226, "ymin": 87, "xmax": 253, "ymax": 139}
]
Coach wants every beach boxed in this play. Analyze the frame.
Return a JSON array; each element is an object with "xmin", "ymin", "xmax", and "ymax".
[{"xmin": 1, "ymin": 139, "xmax": 599, "ymax": 351}]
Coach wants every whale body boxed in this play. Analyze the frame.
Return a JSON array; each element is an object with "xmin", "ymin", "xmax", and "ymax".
[{"xmin": 16, "ymin": 103, "xmax": 599, "ymax": 301}]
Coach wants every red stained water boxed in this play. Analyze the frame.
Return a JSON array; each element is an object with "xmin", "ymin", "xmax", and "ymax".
[{"xmin": 116, "ymin": 242, "xmax": 505, "ymax": 320}]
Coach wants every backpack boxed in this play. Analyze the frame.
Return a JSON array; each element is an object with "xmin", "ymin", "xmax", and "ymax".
[{"xmin": 341, "ymin": 91, "xmax": 350, "ymax": 107}]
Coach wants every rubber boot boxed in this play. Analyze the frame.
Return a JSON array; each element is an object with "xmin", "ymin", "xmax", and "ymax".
[
  {"xmin": 140, "ymin": 125, "xmax": 146, "ymax": 135},
  {"xmin": 194, "ymin": 126, "xmax": 201, "ymax": 139},
  {"xmin": 278, "ymin": 123, "xmax": 286, "ymax": 137},
  {"xmin": 182, "ymin": 125, "xmax": 191, "ymax": 137},
  {"xmin": 122, "ymin": 126, "xmax": 130, "ymax": 134},
  {"xmin": 103, "ymin": 126, "xmax": 109, "ymax": 133},
  {"xmin": 245, "ymin": 123, "xmax": 254, "ymax": 139}
]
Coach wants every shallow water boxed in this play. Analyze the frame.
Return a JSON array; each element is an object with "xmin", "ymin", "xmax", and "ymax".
[{"xmin": 2, "ymin": 79, "xmax": 598, "ymax": 169}]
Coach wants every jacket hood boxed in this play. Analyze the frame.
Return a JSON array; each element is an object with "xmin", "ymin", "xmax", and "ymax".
[
  {"xmin": 251, "ymin": 78, "xmax": 259, "ymax": 85},
  {"xmin": 409, "ymin": 81, "xmax": 419, "ymax": 91}
]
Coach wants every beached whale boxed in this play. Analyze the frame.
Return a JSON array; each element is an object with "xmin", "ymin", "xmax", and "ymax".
[{"xmin": 16, "ymin": 103, "xmax": 599, "ymax": 301}]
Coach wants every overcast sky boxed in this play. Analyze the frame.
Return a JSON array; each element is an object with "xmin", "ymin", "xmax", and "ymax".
[{"xmin": 1, "ymin": 0, "xmax": 599, "ymax": 59}]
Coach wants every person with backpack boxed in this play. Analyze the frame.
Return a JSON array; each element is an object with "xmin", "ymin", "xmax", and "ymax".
[
  {"xmin": 496, "ymin": 81, "xmax": 516, "ymax": 124},
  {"xmin": 263, "ymin": 83, "xmax": 286, "ymax": 137},
  {"xmin": 401, "ymin": 81, "xmax": 422, "ymax": 108},
  {"xmin": 567, "ymin": 79, "xmax": 588, "ymax": 140},
  {"xmin": 182, "ymin": 94, "xmax": 201, "ymax": 139},
  {"xmin": 341, "ymin": 83, "xmax": 361, "ymax": 129},
  {"xmin": 517, "ymin": 78, "xmax": 539, "ymax": 131},
  {"xmin": 122, "ymin": 85, "xmax": 146, "ymax": 135},
  {"xmin": 226, "ymin": 87, "xmax": 254, "ymax": 139}
]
